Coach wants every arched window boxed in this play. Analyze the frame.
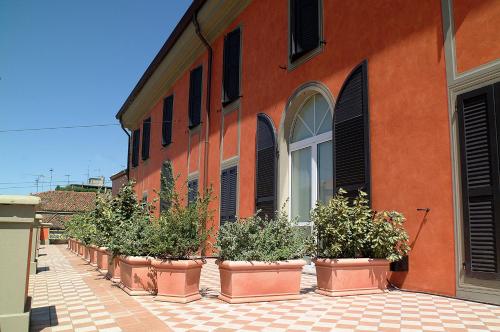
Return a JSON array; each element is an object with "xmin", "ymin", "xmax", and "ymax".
[{"xmin": 289, "ymin": 93, "xmax": 333, "ymax": 223}]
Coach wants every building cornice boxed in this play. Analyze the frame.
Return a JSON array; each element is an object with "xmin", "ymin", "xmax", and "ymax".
[{"xmin": 117, "ymin": 0, "xmax": 251, "ymax": 129}]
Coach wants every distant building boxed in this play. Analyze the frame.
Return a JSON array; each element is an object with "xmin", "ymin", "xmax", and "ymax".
[
  {"xmin": 110, "ymin": 170, "xmax": 128, "ymax": 196},
  {"xmin": 55, "ymin": 176, "xmax": 111, "ymax": 193},
  {"xmin": 34, "ymin": 191, "xmax": 97, "ymax": 230}
]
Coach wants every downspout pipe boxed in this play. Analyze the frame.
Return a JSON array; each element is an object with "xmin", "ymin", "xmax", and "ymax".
[
  {"xmin": 119, "ymin": 116, "xmax": 131, "ymax": 180},
  {"xmin": 193, "ymin": 11, "xmax": 212, "ymax": 193}
]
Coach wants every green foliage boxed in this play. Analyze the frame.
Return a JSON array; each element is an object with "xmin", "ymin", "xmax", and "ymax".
[
  {"xmin": 64, "ymin": 211, "xmax": 96, "ymax": 245},
  {"xmin": 92, "ymin": 191, "xmax": 114, "ymax": 247},
  {"xmin": 215, "ymin": 207, "xmax": 309, "ymax": 262},
  {"xmin": 149, "ymin": 186, "xmax": 213, "ymax": 260},
  {"xmin": 107, "ymin": 181, "xmax": 154, "ymax": 257},
  {"xmin": 311, "ymin": 189, "xmax": 410, "ymax": 262}
]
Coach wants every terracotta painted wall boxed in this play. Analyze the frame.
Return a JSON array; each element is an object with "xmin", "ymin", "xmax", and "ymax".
[
  {"xmin": 453, "ymin": 0, "xmax": 500, "ymax": 73},
  {"xmin": 123, "ymin": 0, "xmax": 496, "ymax": 297}
]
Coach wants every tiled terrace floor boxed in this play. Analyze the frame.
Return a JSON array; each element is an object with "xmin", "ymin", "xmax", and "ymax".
[{"xmin": 30, "ymin": 245, "xmax": 500, "ymax": 332}]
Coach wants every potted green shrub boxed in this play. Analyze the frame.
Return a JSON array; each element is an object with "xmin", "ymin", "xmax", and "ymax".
[
  {"xmin": 108, "ymin": 182, "xmax": 156, "ymax": 295},
  {"xmin": 149, "ymin": 175, "xmax": 212, "ymax": 303},
  {"xmin": 215, "ymin": 208, "xmax": 308, "ymax": 303},
  {"xmin": 106, "ymin": 181, "xmax": 143, "ymax": 283},
  {"xmin": 311, "ymin": 189, "xmax": 410, "ymax": 296},
  {"xmin": 92, "ymin": 192, "xmax": 114, "ymax": 275}
]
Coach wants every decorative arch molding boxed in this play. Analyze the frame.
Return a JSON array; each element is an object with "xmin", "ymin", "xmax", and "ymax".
[{"xmin": 277, "ymin": 81, "xmax": 335, "ymax": 209}]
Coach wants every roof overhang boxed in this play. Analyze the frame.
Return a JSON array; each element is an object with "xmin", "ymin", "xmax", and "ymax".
[{"xmin": 116, "ymin": 0, "xmax": 251, "ymax": 129}]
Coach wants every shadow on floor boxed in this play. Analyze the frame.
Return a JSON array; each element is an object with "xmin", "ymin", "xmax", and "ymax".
[
  {"xmin": 36, "ymin": 266, "xmax": 50, "ymax": 273},
  {"xmin": 30, "ymin": 305, "xmax": 58, "ymax": 332}
]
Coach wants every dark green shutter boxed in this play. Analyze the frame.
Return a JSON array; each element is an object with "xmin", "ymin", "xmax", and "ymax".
[
  {"xmin": 458, "ymin": 83, "xmax": 500, "ymax": 280},
  {"xmin": 188, "ymin": 66, "xmax": 203, "ymax": 128},
  {"xmin": 290, "ymin": 0, "xmax": 320, "ymax": 61},
  {"xmin": 223, "ymin": 28, "xmax": 241, "ymax": 105},
  {"xmin": 333, "ymin": 60, "xmax": 370, "ymax": 199},
  {"xmin": 141, "ymin": 117, "xmax": 151, "ymax": 160},
  {"xmin": 131, "ymin": 129, "xmax": 140, "ymax": 167},
  {"xmin": 220, "ymin": 166, "xmax": 237, "ymax": 225},
  {"xmin": 162, "ymin": 95, "xmax": 174, "ymax": 146},
  {"xmin": 255, "ymin": 114, "xmax": 276, "ymax": 218}
]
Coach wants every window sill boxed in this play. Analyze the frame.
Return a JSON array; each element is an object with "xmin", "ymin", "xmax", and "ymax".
[
  {"xmin": 222, "ymin": 96, "xmax": 241, "ymax": 108},
  {"xmin": 288, "ymin": 45, "xmax": 324, "ymax": 72}
]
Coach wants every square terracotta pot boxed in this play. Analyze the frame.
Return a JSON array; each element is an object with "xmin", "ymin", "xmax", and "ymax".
[
  {"xmin": 151, "ymin": 258, "xmax": 205, "ymax": 303},
  {"xmin": 96, "ymin": 247, "xmax": 109, "ymax": 274},
  {"xmin": 119, "ymin": 256, "xmax": 156, "ymax": 295},
  {"xmin": 83, "ymin": 245, "xmax": 90, "ymax": 261},
  {"xmin": 314, "ymin": 258, "xmax": 390, "ymax": 296},
  {"xmin": 88, "ymin": 245, "xmax": 98, "ymax": 266},
  {"xmin": 217, "ymin": 259, "xmax": 306, "ymax": 303},
  {"xmin": 108, "ymin": 254, "xmax": 120, "ymax": 282},
  {"xmin": 78, "ymin": 242, "xmax": 84, "ymax": 257}
]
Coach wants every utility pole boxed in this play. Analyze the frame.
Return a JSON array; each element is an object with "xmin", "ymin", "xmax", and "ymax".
[
  {"xmin": 49, "ymin": 168, "xmax": 54, "ymax": 190},
  {"xmin": 65, "ymin": 174, "xmax": 70, "ymax": 185},
  {"xmin": 35, "ymin": 177, "xmax": 39, "ymax": 192}
]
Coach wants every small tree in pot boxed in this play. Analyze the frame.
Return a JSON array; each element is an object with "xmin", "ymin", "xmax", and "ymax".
[
  {"xmin": 106, "ymin": 181, "xmax": 156, "ymax": 295},
  {"xmin": 311, "ymin": 189, "xmax": 410, "ymax": 296},
  {"xmin": 92, "ymin": 191, "xmax": 114, "ymax": 275},
  {"xmin": 215, "ymin": 207, "xmax": 308, "ymax": 303},
  {"xmin": 149, "ymin": 169, "xmax": 213, "ymax": 303}
]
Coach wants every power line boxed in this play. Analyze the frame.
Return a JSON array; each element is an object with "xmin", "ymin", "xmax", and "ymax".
[
  {"xmin": 0, "ymin": 120, "xmax": 172, "ymax": 133},
  {"xmin": 0, "ymin": 123, "xmax": 120, "ymax": 133}
]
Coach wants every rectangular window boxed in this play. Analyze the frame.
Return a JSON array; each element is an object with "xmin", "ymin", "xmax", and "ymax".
[
  {"xmin": 188, "ymin": 179, "xmax": 198, "ymax": 205},
  {"xmin": 290, "ymin": 0, "xmax": 320, "ymax": 62},
  {"xmin": 220, "ymin": 166, "xmax": 237, "ymax": 225},
  {"xmin": 188, "ymin": 66, "xmax": 203, "ymax": 129},
  {"xmin": 141, "ymin": 117, "xmax": 151, "ymax": 160},
  {"xmin": 162, "ymin": 95, "xmax": 174, "ymax": 146},
  {"xmin": 223, "ymin": 28, "xmax": 241, "ymax": 106},
  {"xmin": 131, "ymin": 129, "xmax": 140, "ymax": 167}
]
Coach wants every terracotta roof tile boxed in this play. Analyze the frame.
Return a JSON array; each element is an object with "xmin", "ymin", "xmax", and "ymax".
[{"xmin": 34, "ymin": 191, "xmax": 96, "ymax": 213}]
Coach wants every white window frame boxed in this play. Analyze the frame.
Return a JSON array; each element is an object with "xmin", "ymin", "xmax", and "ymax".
[{"xmin": 288, "ymin": 94, "xmax": 332, "ymax": 226}]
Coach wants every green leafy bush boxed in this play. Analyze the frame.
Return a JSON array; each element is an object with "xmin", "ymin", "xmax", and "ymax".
[
  {"xmin": 311, "ymin": 189, "xmax": 410, "ymax": 262},
  {"xmin": 215, "ymin": 207, "xmax": 308, "ymax": 262},
  {"xmin": 64, "ymin": 211, "xmax": 96, "ymax": 245},
  {"xmin": 92, "ymin": 191, "xmax": 114, "ymax": 247},
  {"xmin": 107, "ymin": 181, "xmax": 154, "ymax": 257},
  {"xmin": 149, "ymin": 183, "xmax": 213, "ymax": 260}
]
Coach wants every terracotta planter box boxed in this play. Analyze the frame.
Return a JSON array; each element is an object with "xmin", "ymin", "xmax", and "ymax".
[
  {"xmin": 96, "ymin": 247, "xmax": 109, "ymax": 274},
  {"xmin": 108, "ymin": 255, "xmax": 120, "ymax": 282},
  {"xmin": 77, "ymin": 242, "xmax": 84, "ymax": 257},
  {"xmin": 119, "ymin": 256, "xmax": 156, "ymax": 295},
  {"xmin": 83, "ymin": 245, "xmax": 90, "ymax": 261},
  {"xmin": 151, "ymin": 258, "xmax": 204, "ymax": 303},
  {"xmin": 88, "ymin": 245, "xmax": 98, "ymax": 266},
  {"xmin": 217, "ymin": 259, "xmax": 306, "ymax": 303},
  {"xmin": 314, "ymin": 258, "xmax": 390, "ymax": 297}
]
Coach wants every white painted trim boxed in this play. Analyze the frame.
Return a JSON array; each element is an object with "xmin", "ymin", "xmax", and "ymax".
[{"xmin": 441, "ymin": 0, "xmax": 500, "ymax": 304}]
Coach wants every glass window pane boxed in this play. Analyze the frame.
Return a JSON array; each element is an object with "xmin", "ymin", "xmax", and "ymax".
[
  {"xmin": 291, "ymin": 147, "xmax": 312, "ymax": 223},
  {"xmin": 300, "ymin": 96, "xmax": 315, "ymax": 131},
  {"xmin": 291, "ymin": 117, "xmax": 313, "ymax": 143},
  {"xmin": 318, "ymin": 140, "xmax": 333, "ymax": 203},
  {"xmin": 314, "ymin": 94, "xmax": 330, "ymax": 134}
]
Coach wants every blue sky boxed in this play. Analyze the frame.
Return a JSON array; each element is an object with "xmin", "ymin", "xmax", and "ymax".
[{"xmin": 0, "ymin": 0, "xmax": 192, "ymax": 194}]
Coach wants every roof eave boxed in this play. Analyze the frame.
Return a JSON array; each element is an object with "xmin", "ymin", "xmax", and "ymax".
[{"xmin": 116, "ymin": 0, "xmax": 207, "ymax": 122}]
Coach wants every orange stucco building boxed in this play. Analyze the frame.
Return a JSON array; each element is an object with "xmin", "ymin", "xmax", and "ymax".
[{"xmin": 116, "ymin": 0, "xmax": 500, "ymax": 304}]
